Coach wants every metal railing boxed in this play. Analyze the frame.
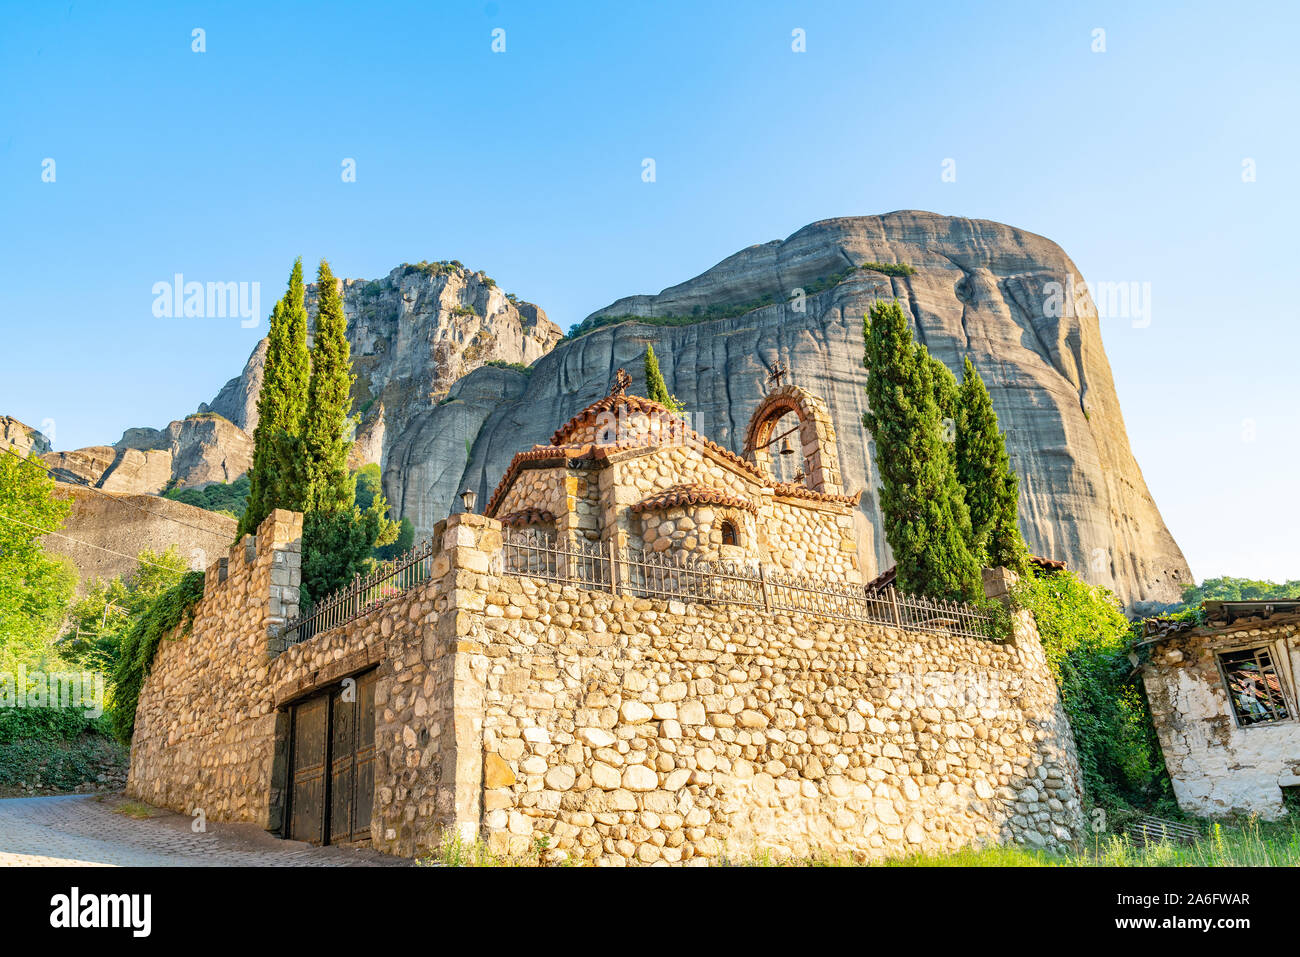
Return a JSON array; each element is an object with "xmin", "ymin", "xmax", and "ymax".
[
  {"xmin": 501, "ymin": 529, "xmax": 610, "ymax": 590},
  {"xmin": 502, "ymin": 530, "xmax": 997, "ymax": 640},
  {"xmin": 281, "ymin": 537, "xmax": 438, "ymax": 645}
]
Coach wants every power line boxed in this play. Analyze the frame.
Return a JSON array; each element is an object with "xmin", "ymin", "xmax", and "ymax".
[
  {"xmin": 2, "ymin": 443, "xmax": 234, "ymax": 544},
  {"xmin": 0, "ymin": 511, "xmax": 208, "ymax": 572}
]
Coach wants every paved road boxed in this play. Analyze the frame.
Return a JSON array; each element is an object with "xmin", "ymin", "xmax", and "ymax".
[{"xmin": 0, "ymin": 795, "xmax": 406, "ymax": 867}]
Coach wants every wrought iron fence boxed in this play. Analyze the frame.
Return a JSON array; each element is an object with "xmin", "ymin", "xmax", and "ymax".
[
  {"xmin": 502, "ymin": 528, "xmax": 610, "ymax": 589},
  {"xmin": 501, "ymin": 530, "xmax": 997, "ymax": 640},
  {"xmin": 281, "ymin": 537, "xmax": 438, "ymax": 645}
]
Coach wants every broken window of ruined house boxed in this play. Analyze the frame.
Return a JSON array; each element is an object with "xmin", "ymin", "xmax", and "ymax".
[{"xmin": 1218, "ymin": 647, "xmax": 1290, "ymax": 726}]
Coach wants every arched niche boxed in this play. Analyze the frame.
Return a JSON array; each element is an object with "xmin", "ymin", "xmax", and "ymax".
[{"xmin": 742, "ymin": 384, "xmax": 844, "ymax": 495}]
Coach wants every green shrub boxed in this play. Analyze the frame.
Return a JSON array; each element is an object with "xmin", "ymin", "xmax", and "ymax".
[
  {"xmin": 1014, "ymin": 569, "xmax": 1170, "ymax": 809},
  {"xmin": 109, "ymin": 571, "xmax": 206, "ymax": 744},
  {"xmin": 163, "ymin": 474, "xmax": 250, "ymax": 517},
  {"xmin": 859, "ymin": 261, "xmax": 916, "ymax": 277},
  {"xmin": 484, "ymin": 360, "xmax": 532, "ymax": 375},
  {"xmin": 0, "ymin": 705, "xmax": 110, "ymax": 744},
  {"xmin": 0, "ymin": 734, "xmax": 128, "ymax": 791}
]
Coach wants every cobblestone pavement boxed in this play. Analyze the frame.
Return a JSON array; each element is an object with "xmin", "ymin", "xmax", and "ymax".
[{"xmin": 0, "ymin": 795, "xmax": 408, "ymax": 866}]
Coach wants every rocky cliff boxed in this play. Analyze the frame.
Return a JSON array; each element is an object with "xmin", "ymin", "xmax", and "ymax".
[
  {"xmin": 41, "ymin": 414, "xmax": 252, "ymax": 495},
  {"xmin": 381, "ymin": 213, "xmax": 1190, "ymax": 609},
  {"xmin": 1, "ymin": 415, "xmax": 52, "ymax": 457},
  {"xmin": 198, "ymin": 262, "xmax": 563, "ymax": 443},
  {"xmin": 19, "ymin": 214, "xmax": 1191, "ymax": 609}
]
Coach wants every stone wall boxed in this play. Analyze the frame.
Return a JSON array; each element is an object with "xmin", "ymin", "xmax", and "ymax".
[
  {"xmin": 1142, "ymin": 617, "xmax": 1300, "ymax": 819},
  {"xmin": 127, "ymin": 510, "xmax": 1085, "ymax": 864},
  {"xmin": 462, "ymin": 576, "xmax": 1082, "ymax": 863},
  {"xmin": 126, "ymin": 509, "xmax": 301, "ymax": 825}
]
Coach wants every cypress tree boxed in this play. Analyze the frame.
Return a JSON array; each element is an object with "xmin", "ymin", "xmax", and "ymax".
[
  {"xmin": 643, "ymin": 344, "xmax": 685, "ymax": 413},
  {"xmin": 300, "ymin": 259, "xmax": 356, "ymax": 515},
  {"xmin": 238, "ymin": 259, "xmax": 310, "ymax": 539},
  {"xmin": 295, "ymin": 259, "xmax": 397, "ymax": 602},
  {"xmin": 924, "ymin": 348, "xmax": 960, "ymax": 442},
  {"xmin": 862, "ymin": 300, "xmax": 982, "ymax": 601},
  {"xmin": 956, "ymin": 356, "xmax": 1030, "ymax": 575}
]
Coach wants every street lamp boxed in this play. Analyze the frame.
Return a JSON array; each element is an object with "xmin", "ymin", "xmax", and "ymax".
[{"xmin": 459, "ymin": 488, "xmax": 478, "ymax": 514}]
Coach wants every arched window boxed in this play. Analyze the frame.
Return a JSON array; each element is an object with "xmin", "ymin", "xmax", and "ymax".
[{"xmin": 720, "ymin": 520, "xmax": 739, "ymax": 547}]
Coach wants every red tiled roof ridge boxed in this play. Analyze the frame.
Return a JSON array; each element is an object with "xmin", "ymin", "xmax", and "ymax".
[
  {"xmin": 499, "ymin": 508, "xmax": 556, "ymax": 528},
  {"xmin": 550, "ymin": 391, "xmax": 680, "ymax": 445},
  {"xmin": 632, "ymin": 483, "xmax": 758, "ymax": 515}
]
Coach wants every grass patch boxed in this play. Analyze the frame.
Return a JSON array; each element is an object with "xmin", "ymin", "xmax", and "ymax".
[
  {"xmin": 418, "ymin": 830, "xmax": 567, "ymax": 867},
  {"xmin": 723, "ymin": 816, "xmax": 1300, "ymax": 867},
  {"xmin": 113, "ymin": 801, "xmax": 162, "ymax": 819}
]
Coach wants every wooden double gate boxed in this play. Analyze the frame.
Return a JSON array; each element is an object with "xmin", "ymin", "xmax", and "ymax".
[{"xmin": 286, "ymin": 670, "xmax": 376, "ymax": 846}]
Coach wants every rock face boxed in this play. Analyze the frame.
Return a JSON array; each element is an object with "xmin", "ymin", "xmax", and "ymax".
[
  {"xmin": 38, "ymin": 414, "xmax": 253, "ymax": 495},
  {"xmin": 45, "ymin": 483, "xmax": 236, "ymax": 590},
  {"xmin": 21, "ymin": 213, "xmax": 1191, "ymax": 609},
  {"xmin": 388, "ymin": 213, "xmax": 1189, "ymax": 608},
  {"xmin": 1, "ymin": 415, "xmax": 52, "ymax": 457},
  {"xmin": 198, "ymin": 338, "xmax": 267, "ymax": 433}
]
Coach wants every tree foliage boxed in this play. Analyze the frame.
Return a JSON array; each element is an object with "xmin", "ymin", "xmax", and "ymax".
[
  {"xmin": 1015, "ymin": 569, "xmax": 1170, "ymax": 809},
  {"xmin": 109, "ymin": 570, "xmax": 206, "ymax": 743},
  {"xmin": 1180, "ymin": 576, "xmax": 1300, "ymax": 604},
  {"xmin": 286, "ymin": 262, "xmax": 397, "ymax": 604},
  {"xmin": 164, "ymin": 474, "xmax": 250, "ymax": 518},
  {"xmin": 861, "ymin": 301, "xmax": 981, "ymax": 601},
  {"xmin": 643, "ymin": 344, "xmax": 686, "ymax": 414},
  {"xmin": 0, "ymin": 450, "xmax": 75, "ymax": 668},
  {"xmin": 299, "ymin": 259, "xmax": 356, "ymax": 516},
  {"xmin": 239, "ymin": 259, "xmax": 311, "ymax": 538},
  {"xmin": 956, "ymin": 356, "xmax": 1030, "ymax": 575},
  {"xmin": 57, "ymin": 547, "xmax": 188, "ymax": 675}
]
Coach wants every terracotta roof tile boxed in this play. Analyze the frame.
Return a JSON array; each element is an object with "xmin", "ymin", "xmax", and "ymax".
[
  {"xmin": 499, "ymin": 508, "xmax": 556, "ymax": 528},
  {"xmin": 486, "ymin": 380, "xmax": 864, "ymax": 518},
  {"xmin": 633, "ymin": 483, "xmax": 758, "ymax": 515}
]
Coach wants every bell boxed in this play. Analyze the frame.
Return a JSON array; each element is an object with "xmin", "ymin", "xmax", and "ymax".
[{"xmin": 779, "ymin": 437, "xmax": 794, "ymax": 456}]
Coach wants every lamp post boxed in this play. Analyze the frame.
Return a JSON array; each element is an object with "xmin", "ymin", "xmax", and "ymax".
[{"xmin": 459, "ymin": 488, "xmax": 477, "ymax": 514}]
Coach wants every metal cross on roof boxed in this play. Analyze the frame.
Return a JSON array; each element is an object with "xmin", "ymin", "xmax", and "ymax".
[
  {"xmin": 767, "ymin": 360, "xmax": 788, "ymax": 389},
  {"xmin": 612, "ymin": 368, "xmax": 632, "ymax": 396}
]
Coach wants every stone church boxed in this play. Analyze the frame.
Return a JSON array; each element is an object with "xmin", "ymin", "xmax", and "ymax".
[
  {"xmin": 126, "ymin": 368, "xmax": 1084, "ymax": 864},
  {"xmin": 484, "ymin": 368, "xmax": 870, "ymax": 582}
]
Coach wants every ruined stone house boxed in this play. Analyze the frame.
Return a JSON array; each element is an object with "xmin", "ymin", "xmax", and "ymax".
[
  {"xmin": 127, "ymin": 373, "xmax": 1085, "ymax": 863},
  {"xmin": 1139, "ymin": 599, "xmax": 1300, "ymax": 819}
]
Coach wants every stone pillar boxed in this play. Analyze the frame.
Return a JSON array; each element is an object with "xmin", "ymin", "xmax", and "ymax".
[
  {"xmin": 982, "ymin": 565, "xmax": 1019, "ymax": 604},
  {"xmin": 425, "ymin": 513, "xmax": 503, "ymax": 852},
  {"xmin": 259, "ymin": 509, "xmax": 303, "ymax": 659}
]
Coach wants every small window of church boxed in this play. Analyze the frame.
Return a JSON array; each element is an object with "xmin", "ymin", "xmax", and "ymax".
[{"xmin": 720, "ymin": 520, "xmax": 739, "ymax": 547}]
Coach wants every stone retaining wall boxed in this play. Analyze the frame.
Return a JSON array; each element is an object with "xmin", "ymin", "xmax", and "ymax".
[
  {"xmin": 127, "ymin": 510, "xmax": 1085, "ymax": 864},
  {"xmin": 126, "ymin": 509, "xmax": 302, "ymax": 827}
]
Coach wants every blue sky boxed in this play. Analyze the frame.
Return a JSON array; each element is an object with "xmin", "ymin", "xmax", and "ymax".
[{"xmin": 1, "ymin": 0, "xmax": 1296, "ymax": 583}]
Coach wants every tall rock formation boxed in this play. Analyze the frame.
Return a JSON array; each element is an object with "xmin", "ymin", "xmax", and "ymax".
[
  {"xmin": 40, "ymin": 414, "xmax": 253, "ymax": 494},
  {"xmin": 15, "ymin": 214, "xmax": 1190, "ymax": 609},
  {"xmin": 381, "ymin": 213, "xmax": 1190, "ymax": 609},
  {"xmin": 1, "ymin": 416, "xmax": 52, "ymax": 457}
]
